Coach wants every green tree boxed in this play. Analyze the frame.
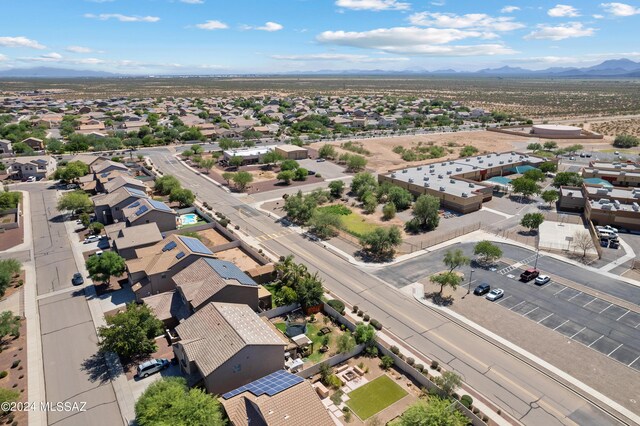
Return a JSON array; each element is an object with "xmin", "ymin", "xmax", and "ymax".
[
  {"xmin": 541, "ymin": 190, "xmax": 559, "ymax": 207},
  {"xmin": 543, "ymin": 141, "xmax": 558, "ymax": 151},
  {"xmin": 382, "ymin": 202, "xmax": 396, "ymax": 220},
  {"xmin": 328, "ymin": 180, "xmax": 345, "ymax": 199},
  {"xmin": 280, "ymin": 159, "xmax": 299, "ymax": 171},
  {"xmin": 346, "ymin": 154, "xmax": 367, "ymax": 172},
  {"xmin": 307, "ymin": 209, "xmax": 342, "ymax": 239},
  {"xmin": 231, "ymin": 171, "xmax": 253, "ymax": 191},
  {"xmin": 443, "ymin": 249, "xmax": 469, "ymax": 274},
  {"xmin": 362, "ymin": 192, "xmax": 378, "ymax": 214},
  {"xmin": 337, "ymin": 333, "xmax": 355, "ymax": 354},
  {"xmin": 260, "ymin": 151, "xmax": 283, "ymax": 169},
  {"xmin": 79, "ymin": 212, "xmax": 91, "ymax": 228},
  {"xmin": 0, "ymin": 192, "xmax": 21, "ymax": 209},
  {"xmin": 275, "ymin": 286, "xmax": 298, "ymax": 306},
  {"xmin": 294, "ymin": 167, "xmax": 308, "ymax": 181},
  {"xmin": 473, "ymin": 241, "xmax": 502, "ymax": 264},
  {"xmin": 387, "ymin": 186, "xmax": 413, "ymax": 210},
  {"xmin": 430, "ymin": 271, "xmax": 463, "ymax": 296},
  {"xmin": 350, "ymin": 172, "xmax": 378, "ymax": 200},
  {"xmin": 408, "ymin": 194, "xmax": 440, "ymax": 232},
  {"xmin": 527, "ymin": 142, "xmax": 542, "ymax": 151},
  {"xmin": 0, "ymin": 311, "xmax": 21, "ymax": 344},
  {"xmin": 277, "ymin": 170, "xmax": 295, "ymax": 184},
  {"xmin": 295, "ymin": 273, "xmax": 324, "ymax": 309},
  {"xmin": 433, "ymin": 371, "xmax": 462, "ymax": 396},
  {"xmin": 221, "ymin": 172, "xmax": 235, "ymax": 185},
  {"xmin": 521, "ymin": 212, "xmax": 545, "ymax": 234},
  {"xmin": 539, "ymin": 162, "xmax": 557, "ymax": 173},
  {"xmin": 553, "ymin": 172, "xmax": 583, "ymax": 188},
  {"xmin": 523, "ymin": 168, "xmax": 545, "ymax": 182},
  {"xmin": 399, "ymin": 397, "xmax": 467, "ymax": 426},
  {"xmin": 154, "ymin": 175, "xmax": 181, "ymax": 195},
  {"xmin": 318, "ymin": 144, "xmax": 337, "ymax": 159},
  {"xmin": 57, "ymin": 191, "xmax": 92, "ymax": 214},
  {"xmin": 359, "ymin": 226, "xmax": 402, "ymax": 259},
  {"xmin": 380, "ymin": 355, "xmax": 394, "ymax": 370},
  {"xmin": 510, "ymin": 177, "xmax": 541, "ymax": 198},
  {"xmin": 98, "ymin": 302, "xmax": 164, "ymax": 359},
  {"xmin": 88, "ymin": 222, "xmax": 104, "ymax": 235},
  {"xmin": 228, "ymin": 156, "xmax": 243, "ymax": 168},
  {"xmin": 86, "ymin": 251, "xmax": 126, "ymax": 284},
  {"xmin": 354, "ymin": 323, "xmax": 376, "ymax": 345},
  {"xmin": 199, "ymin": 158, "xmax": 215, "ymax": 173},
  {"xmin": 169, "ymin": 188, "xmax": 195, "ymax": 207},
  {"xmin": 46, "ymin": 138, "xmax": 64, "ymax": 153},
  {"xmin": 191, "ymin": 144, "xmax": 203, "ymax": 155},
  {"xmin": 135, "ymin": 377, "xmax": 225, "ymax": 426},
  {"xmin": 613, "ymin": 134, "xmax": 640, "ymax": 148},
  {"xmin": 283, "ymin": 191, "xmax": 317, "ymax": 224}
]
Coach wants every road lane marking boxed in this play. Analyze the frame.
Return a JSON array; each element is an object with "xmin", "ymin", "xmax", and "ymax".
[
  {"xmin": 608, "ymin": 344, "xmax": 623, "ymax": 356},
  {"xmin": 495, "ymin": 295, "xmax": 511, "ymax": 304},
  {"xmin": 599, "ymin": 304, "xmax": 612, "ymax": 314},
  {"xmin": 567, "ymin": 292, "xmax": 582, "ymax": 301},
  {"xmin": 524, "ymin": 306, "xmax": 539, "ymax": 317},
  {"xmin": 617, "ymin": 311, "xmax": 629, "ymax": 321},
  {"xmin": 629, "ymin": 355, "xmax": 640, "ymax": 367},
  {"xmin": 538, "ymin": 313, "xmax": 553, "ymax": 323},
  {"xmin": 571, "ymin": 327, "xmax": 586, "ymax": 338},
  {"xmin": 588, "ymin": 335, "xmax": 604, "ymax": 348},
  {"xmin": 554, "ymin": 320, "xmax": 569, "ymax": 330},
  {"xmin": 583, "ymin": 298, "xmax": 596, "ymax": 308},
  {"xmin": 554, "ymin": 287, "xmax": 567, "ymax": 296},
  {"xmin": 509, "ymin": 300, "xmax": 526, "ymax": 311}
]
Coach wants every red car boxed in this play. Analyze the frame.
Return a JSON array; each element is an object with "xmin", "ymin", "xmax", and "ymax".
[{"xmin": 520, "ymin": 269, "xmax": 540, "ymax": 282}]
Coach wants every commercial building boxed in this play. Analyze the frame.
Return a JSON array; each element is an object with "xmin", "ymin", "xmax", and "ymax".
[
  {"xmin": 582, "ymin": 161, "xmax": 640, "ymax": 188},
  {"xmin": 275, "ymin": 144, "xmax": 308, "ymax": 160},
  {"xmin": 379, "ymin": 152, "xmax": 548, "ymax": 213},
  {"xmin": 532, "ymin": 124, "xmax": 582, "ymax": 137},
  {"xmin": 223, "ymin": 145, "xmax": 277, "ymax": 165},
  {"xmin": 559, "ymin": 184, "xmax": 640, "ymax": 230}
]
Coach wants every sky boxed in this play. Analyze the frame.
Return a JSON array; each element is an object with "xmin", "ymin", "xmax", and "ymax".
[{"xmin": 0, "ymin": 0, "xmax": 639, "ymax": 74}]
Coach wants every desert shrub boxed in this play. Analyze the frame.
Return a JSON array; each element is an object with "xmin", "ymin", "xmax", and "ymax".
[
  {"xmin": 430, "ymin": 360, "xmax": 439, "ymax": 369},
  {"xmin": 406, "ymin": 357, "xmax": 415, "ymax": 366},
  {"xmin": 390, "ymin": 345, "xmax": 400, "ymax": 355},
  {"xmin": 327, "ymin": 299, "xmax": 345, "ymax": 314},
  {"xmin": 352, "ymin": 305, "xmax": 358, "ymax": 313},
  {"xmin": 0, "ymin": 371, "xmax": 6, "ymax": 379},
  {"xmin": 461, "ymin": 395, "xmax": 473, "ymax": 409},
  {"xmin": 363, "ymin": 314, "xmax": 370, "ymax": 322},
  {"xmin": 10, "ymin": 361, "xmax": 19, "ymax": 369},
  {"xmin": 415, "ymin": 363, "xmax": 424, "ymax": 372},
  {"xmin": 357, "ymin": 310, "xmax": 364, "ymax": 317}
]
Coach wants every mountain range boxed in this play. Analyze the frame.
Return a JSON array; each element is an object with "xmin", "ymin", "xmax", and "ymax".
[{"xmin": 1, "ymin": 59, "xmax": 640, "ymax": 78}]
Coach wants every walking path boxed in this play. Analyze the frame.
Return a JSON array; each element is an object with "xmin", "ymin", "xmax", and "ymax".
[{"xmin": 599, "ymin": 237, "xmax": 636, "ymax": 273}]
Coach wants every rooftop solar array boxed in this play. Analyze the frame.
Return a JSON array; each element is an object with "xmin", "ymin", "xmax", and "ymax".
[
  {"xmin": 148, "ymin": 199, "xmax": 173, "ymax": 212},
  {"xmin": 162, "ymin": 241, "xmax": 177, "ymax": 252},
  {"xmin": 222, "ymin": 370, "xmax": 303, "ymax": 400},
  {"xmin": 135, "ymin": 205, "xmax": 149, "ymax": 217},
  {"xmin": 126, "ymin": 187, "xmax": 147, "ymax": 197},
  {"xmin": 204, "ymin": 259, "xmax": 257, "ymax": 286},
  {"xmin": 128, "ymin": 201, "xmax": 141, "ymax": 209},
  {"xmin": 178, "ymin": 236, "xmax": 213, "ymax": 255},
  {"xmin": 176, "ymin": 251, "xmax": 185, "ymax": 260}
]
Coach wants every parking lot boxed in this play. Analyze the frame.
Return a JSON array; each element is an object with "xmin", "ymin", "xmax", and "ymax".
[{"xmin": 477, "ymin": 262, "xmax": 640, "ymax": 372}]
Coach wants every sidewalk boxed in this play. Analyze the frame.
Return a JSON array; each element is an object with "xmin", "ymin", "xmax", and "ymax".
[{"xmin": 2, "ymin": 190, "xmax": 33, "ymax": 254}]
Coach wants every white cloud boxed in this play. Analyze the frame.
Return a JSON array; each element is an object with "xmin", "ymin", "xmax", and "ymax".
[
  {"xmin": 272, "ymin": 53, "xmax": 410, "ymax": 62},
  {"xmin": 548, "ymin": 4, "xmax": 581, "ymax": 17},
  {"xmin": 22, "ymin": 52, "xmax": 64, "ymax": 62},
  {"xmin": 256, "ymin": 22, "xmax": 283, "ymax": 32},
  {"xmin": 0, "ymin": 54, "xmax": 7, "ymax": 62},
  {"xmin": 525, "ymin": 22, "xmax": 595, "ymax": 40},
  {"xmin": 317, "ymin": 27, "xmax": 517, "ymax": 56},
  {"xmin": 84, "ymin": 13, "xmax": 160, "ymax": 22},
  {"xmin": 180, "ymin": 0, "xmax": 204, "ymax": 3},
  {"xmin": 408, "ymin": 12, "xmax": 525, "ymax": 31},
  {"xmin": 0, "ymin": 36, "xmax": 46, "ymax": 49},
  {"xmin": 195, "ymin": 20, "xmax": 228, "ymax": 30},
  {"xmin": 76, "ymin": 58, "xmax": 105, "ymax": 64},
  {"xmin": 592, "ymin": 14, "xmax": 605, "ymax": 18},
  {"xmin": 600, "ymin": 2, "xmax": 640, "ymax": 16},
  {"xmin": 66, "ymin": 46, "xmax": 94, "ymax": 53},
  {"xmin": 335, "ymin": 0, "xmax": 410, "ymax": 11},
  {"xmin": 501, "ymin": 6, "xmax": 520, "ymax": 13}
]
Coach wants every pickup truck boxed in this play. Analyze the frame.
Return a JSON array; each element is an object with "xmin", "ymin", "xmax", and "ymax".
[{"xmin": 520, "ymin": 268, "xmax": 540, "ymax": 282}]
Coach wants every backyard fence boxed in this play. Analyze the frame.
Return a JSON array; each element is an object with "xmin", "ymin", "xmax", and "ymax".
[
  {"xmin": 296, "ymin": 345, "xmax": 365, "ymax": 379},
  {"xmin": 399, "ymin": 222, "xmax": 482, "ymax": 254},
  {"xmin": 259, "ymin": 303, "xmax": 300, "ymax": 319}
]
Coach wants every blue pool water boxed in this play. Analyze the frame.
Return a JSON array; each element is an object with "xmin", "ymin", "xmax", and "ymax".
[{"xmin": 180, "ymin": 213, "xmax": 198, "ymax": 225}]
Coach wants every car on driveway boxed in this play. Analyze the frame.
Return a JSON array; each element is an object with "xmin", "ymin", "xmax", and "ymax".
[
  {"xmin": 473, "ymin": 283, "xmax": 491, "ymax": 296},
  {"xmin": 535, "ymin": 275, "xmax": 550, "ymax": 285},
  {"xmin": 486, "ymin": 289, "xmax": 504, "ymax": 301},
  {"xmin": 520, "ymin": 268, "xmax": 539, "ymax": 282},
  {"xmin": 71, "ymin": 273, "xmax": 84, "ymax": 286},
  {"xmin": 137, "ymin": 358, "xmax": 170, "ymax": 378},
  {"xmin": 84, "ymin": 235, "xmax": 100, "ymax": 244}
]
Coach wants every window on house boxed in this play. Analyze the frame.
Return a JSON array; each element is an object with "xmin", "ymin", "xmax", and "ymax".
[{"xmin": 161, "ymin": 274, "xmax": 166, "ymax": 279}]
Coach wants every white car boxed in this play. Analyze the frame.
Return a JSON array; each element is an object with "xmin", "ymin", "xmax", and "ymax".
[
  {"xmin": 535, "ymin": 275, "xmax": 551, "ymax": 285},
  {"xmin": 486, "ymin": 288, "xmax": 504, "ymax": 301},
  {"xmin": 84, "ymin": 235, "xmax": 100, "ymax": 244},
  {"xmin": 597, "ymin": 225, "xmax": 619, "ymax": 234},
  {"xmin": 26, "ymin": 176, "xmax": 37, "ymax": 182}
]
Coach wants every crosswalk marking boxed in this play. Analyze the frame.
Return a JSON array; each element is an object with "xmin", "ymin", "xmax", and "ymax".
[
  {"xmin": 497, "ymin": 253, "xmax": 541, "ymax": 275},
  {"xmin": 255, "ymin": 229, "xmax": 296, "ymax": 242}
]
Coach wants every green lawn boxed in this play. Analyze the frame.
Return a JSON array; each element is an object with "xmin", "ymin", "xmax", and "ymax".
[
  {"xmin": 264, "ymin": 284, "xmax": 279, "ymax": 308},
  {"xmin": 340, "ymin": 212, "xmax": 380, "ymax": 238},
  {"xmin": 304, "ymin": 323, "xmax": 328, "ymax": 363},
  {"xmin": 346, "ymin": 375, "xmax": 408, "ymax": 420},
  {"xmin": 274, "ymin": 322, "xmax": 286, "ymax": 333}
]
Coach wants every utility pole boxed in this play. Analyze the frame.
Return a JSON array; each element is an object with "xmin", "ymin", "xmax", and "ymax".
[
  {"xmin": 467, "ymin": 269, "xmax": 475, "ymax": 294},
  {"xmin": 534, "ymin": 248, "xmax": 540, "ymax": 269}
]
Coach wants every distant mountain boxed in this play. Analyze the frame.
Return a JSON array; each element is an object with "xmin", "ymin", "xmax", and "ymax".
[{"xmin": 0, "ymin": 67, "xmax": 120, "ymax": 78}]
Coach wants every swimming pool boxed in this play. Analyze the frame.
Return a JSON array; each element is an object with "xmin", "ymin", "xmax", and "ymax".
[{"xmin": 179, "ymin": 213, "xmax": 198, "ymax": 226}]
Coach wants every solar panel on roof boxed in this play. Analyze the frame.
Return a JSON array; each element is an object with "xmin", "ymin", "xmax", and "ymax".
[
  {"xmin": 178, "ymin": 236, "xmax": 213, "ymax": 255},
  {"xmin": 148, "ymin": 199, "xmax": 172, "ymax": 212},
  {"xmin": 128, "ymin": 201, "xmax": 141, "ymax": 208},
  {"xmin": 222, "ymin": 370, "xmax": 303, "ymax": 400},
  {"xmin": 135, "ymin": 205, "xmax": 149, "ymax": 216},
  {"xmin": 127, "ymin": 187, "xmax": 147, "ymax": 197},
  {"xmin": 175, "ymin": 251, "xmax": 185, "ymax": 260},
  {"xmin": 204, "ymin": 259, "xmax": 257, "ymax": 286},
  {"xmin": 162, "ymin": 241, "xmax": 177, "ymax": 252}
]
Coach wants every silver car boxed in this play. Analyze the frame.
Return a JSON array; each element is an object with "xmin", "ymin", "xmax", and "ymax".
[
  {"xmin": 137, "ymin": 358, "xmax": 170, "ymax": 378},
  {"xmin": 486, "ymin": 288, "xmax": 504, "ymax": 301}
]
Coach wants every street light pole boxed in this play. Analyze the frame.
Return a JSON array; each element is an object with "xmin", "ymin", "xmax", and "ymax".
[
  {"xmin": 467, "ymin": 269, "xmax": 475, "ymax": 294},
  {"xmin": 534, "ymin": 249, "xmax": 540, "ymax": 269}
]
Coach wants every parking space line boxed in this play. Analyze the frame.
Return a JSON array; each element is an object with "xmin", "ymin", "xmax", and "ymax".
[
  {"xmin": 582, "ymin": 298, "xmax": 596, "ymax": 308},
  {"xmin": 567, "ymin": 292, "xmax": 582, "ymax": 301},
  {"xmin": 599, "ymin": 304, "xmax": 613, "ymax": 314},
  {"xmin": 538, "ymin": 313, "xmax": 553, "ymax": 323},
  {"xmin": 571, "ymin": 327, "xmax": 586, "ymax": 338},
  {"xmin": 554, "ymin": 320, "xmax": 569, "ymax": 330},
  {"xmin": 617, "ymin": 311, "xmax": 629, "ymax": 321},
  {"xmin": 608, "ymin": 344, "xmax": 623, "ymax": 356},
  {"xmin": 553, "ymin": 287, "xmax": 567, "ymax": 296},
  {"xmin": 510, "ymin": 301, "xmax": 526, "ymax": 311},
  {"xmin": 495, "ymin": 295, "xmax": 511, "ymax": 304},
  {"xmin": 588, "ymin": 335, "xmax": 604, "ymax": 347},
  {"xmin": 524, "ymin": 306, "xmax": 538, "ymax": 316},
  {"xmin": 629, "ymin": 355, "xmax": 640, "ymax": 367}
]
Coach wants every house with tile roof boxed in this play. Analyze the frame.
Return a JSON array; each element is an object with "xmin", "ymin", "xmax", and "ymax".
[
  {"xmin": 121, "ymin": 198, "xmax": 176, "ymax": 232},
  {"xmin": 173, "ymin": 302, "xmax": 286, "ymax": 395},
  {"xmin": 102, "ymin": 175, "xmax": 148, "ymax": 194},
  {"xmin": 92, "ymin": 186, "xmax": 148, "ymax": 224},
  {"xmin": 109, "ymin": 222, "xmax": 163, "ymax": 260},
  {"xmin": 11, "ymin": 155, "xmax": 56, "ymax": 179}
]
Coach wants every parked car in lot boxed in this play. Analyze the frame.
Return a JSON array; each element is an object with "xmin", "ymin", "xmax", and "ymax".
[
  {"xmin": 609, "ymin": 240, "xmax": 620, "ymax": 249},
  {"xmin": 71, "ymin": 273, "xmax": 84, "ymax": 286},
  {"xmin": 66, "ymin": 184, "xmax": 78, "ymax": 190},
  {"xmin": 597, "ymin": 225, "xmax": 619, "ymax": 234},
  {"xmin": 84, "ymin": 235, "xmax": 100, "ymax": 244},
  {"xmin": 520, "ymin": 268, "xmax": 540, "ymax": 282},
  {"xmin": 316, "ymin": 158, "xmax": 326, "ymax": 162},
  {"xmin": 535, "ymin": 275, "xmax": 551, "ymax": 285},
  {"xmin": 473, "ymin": 283, "xmax": 491, "ymax": 296},
  {"xmin": 486, "ymin": 288, "xmax": 504, "ymax": 301},
  {"xmin": 137, "ymin": 358, "xmax": 170, "ymax": 378}
]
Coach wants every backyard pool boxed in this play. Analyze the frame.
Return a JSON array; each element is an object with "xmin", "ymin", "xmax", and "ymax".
[{"xmin": 179, "ymin": 213, "xmax": 199, "ymax": 226}]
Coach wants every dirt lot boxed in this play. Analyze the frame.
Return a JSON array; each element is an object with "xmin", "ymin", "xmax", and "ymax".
[
  {"xmin": 215, "ymin": 247, "xmax": 260, "ymax": 271},
  {"xmin": 196, "ymin": 228, "xmax": 231, "ymax": 247},
  {"xmin": 311, "ymin": 131, "xmax": 613, "ymax": 173},
  {"xmin": 0, "ymin": 317, "xmax": 28, "ymax": 426},
  {"xmin": 589, "ymin": 118, "xmax": 640, "ymax": 137}
]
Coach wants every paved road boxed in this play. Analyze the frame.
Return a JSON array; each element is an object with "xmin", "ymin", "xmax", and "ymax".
[
  {"xmin": 147, "ymin": 148, "xmax": 633, "ymax": 425},
  {"xmin": 19, "ymin": 183, "xmax": 122, "ymax": 426}
]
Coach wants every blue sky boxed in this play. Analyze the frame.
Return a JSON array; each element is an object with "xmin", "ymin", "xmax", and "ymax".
[{"xmin": 0, "ymin": 0, "xmax": 639, "ymax": 74}]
